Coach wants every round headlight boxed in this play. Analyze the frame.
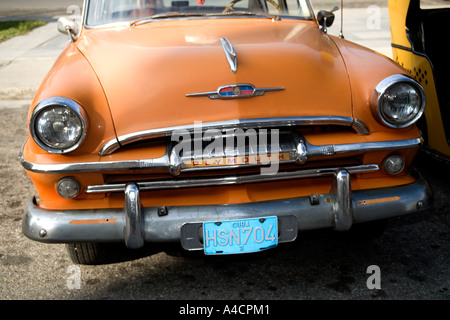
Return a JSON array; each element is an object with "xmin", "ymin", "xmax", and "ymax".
[
  {"xmin": 371, "ymin": 75, "xmax": 426, "ymax": 128},
  {"xmin": 30, "ymin": 97, "xmax": 88, "ymax": 154}
]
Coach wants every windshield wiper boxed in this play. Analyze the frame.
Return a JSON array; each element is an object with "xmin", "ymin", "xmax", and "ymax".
[
  {"xmin": 130, "ymin": 10, "xmax": 280, "ymax": 26},
  {"xmin": 130, "ymin": 12, "xmax": 206, "ymax": 26},
  {"xmin": 211, "ymin": 11, "xmax": 281, "ymax": 21}
]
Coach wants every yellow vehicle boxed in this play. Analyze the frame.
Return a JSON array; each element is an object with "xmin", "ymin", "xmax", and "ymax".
[{"xmin": 389, "ymin": 0, "xmax": 450, "ymax": 163}]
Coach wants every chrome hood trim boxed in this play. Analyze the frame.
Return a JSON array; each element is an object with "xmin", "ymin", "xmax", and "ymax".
[
  {"xmin": 220, "ymin": 37, "xmax": 237, "ymax": 73},
  {"xmin": 185, "ymin": 83, "xmax": 284, "ymax": 100},
  {"xmin": 100, "ymin": 116, "xmax": 369, "ymax": 155}
]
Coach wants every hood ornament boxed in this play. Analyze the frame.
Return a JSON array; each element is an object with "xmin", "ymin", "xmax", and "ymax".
[
  {"xmin": 220, "ymin": 37, "xmax": 237, "ymax": 73},
  {"xmin": 186, "ymin": 83, "xmax": 284, "ymax": 100}
]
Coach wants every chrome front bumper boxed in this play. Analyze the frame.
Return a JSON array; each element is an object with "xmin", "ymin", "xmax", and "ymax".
[{"xmin": 22, "ymin": 169, "xmax": 432, "ymax": 250}]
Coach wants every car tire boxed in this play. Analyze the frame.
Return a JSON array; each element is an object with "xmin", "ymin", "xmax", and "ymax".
[
  {"xmin": 338, "ymin": 219, "xmax": 388, "ymax": 242},
  {"xmin": 66, "ymin": 243, "xmax": 106, "ymax": 265}
]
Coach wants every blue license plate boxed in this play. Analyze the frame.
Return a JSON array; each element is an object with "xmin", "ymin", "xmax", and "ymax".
[{"xmin": 203, "ymin": 216, "xmax": 278, "ymax": 255}]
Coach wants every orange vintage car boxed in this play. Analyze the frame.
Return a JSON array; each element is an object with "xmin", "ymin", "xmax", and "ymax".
[{"xmin": 20, "ymin": 0, "xmax": 432, "ymax": 264}]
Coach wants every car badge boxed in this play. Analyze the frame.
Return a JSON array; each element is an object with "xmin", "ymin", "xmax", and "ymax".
[
  {"xmin": 220, "ymin": 37, "xmax": 237, "ymax": 73},
  {"xmin": 186, "ymin": 84, "xmax": 284, "ymax": 100}
]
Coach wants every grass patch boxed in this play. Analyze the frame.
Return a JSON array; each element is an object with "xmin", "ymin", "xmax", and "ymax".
[{"xmin": 0, "ymin": 20, "xmax": 47, "ymax": 43}]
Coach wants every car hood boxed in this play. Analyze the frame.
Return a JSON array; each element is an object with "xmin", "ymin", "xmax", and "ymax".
[{"xmin": 77, "ymin": 18, "xmax": 352, "ymax": 138}]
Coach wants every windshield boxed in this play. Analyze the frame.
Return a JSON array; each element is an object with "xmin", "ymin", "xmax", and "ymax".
[{"xmin": 85, "ymin": 0, "xmax": 313, "ymax": 27}]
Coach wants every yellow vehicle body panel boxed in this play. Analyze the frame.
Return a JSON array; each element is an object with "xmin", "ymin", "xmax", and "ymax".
[{"xmin": 389, "ymin": 0, "xmax": 450, "ymax": 160}]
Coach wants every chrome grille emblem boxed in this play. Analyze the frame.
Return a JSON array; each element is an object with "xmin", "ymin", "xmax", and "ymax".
[
  {"xmin": 186, "ymin": 83, "xmax": 284, "ymax": 100},
  {"xmin": 220, "ymin": 37, "xmax": 237, "ymax": 73}
]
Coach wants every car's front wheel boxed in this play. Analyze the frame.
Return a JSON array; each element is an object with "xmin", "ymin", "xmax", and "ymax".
[
  {"xmin": 66, "ymin": 243, "xmax": 106, "ymax": 265},
  {"xmin": 335, "ymin": 219, "xmax": 389, "ymax": 242},
  {"xmin": 339, "ymin": 219, "xmax": 389, "ymax": 242}
]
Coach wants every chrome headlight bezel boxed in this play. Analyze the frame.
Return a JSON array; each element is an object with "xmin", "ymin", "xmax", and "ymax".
[
  {"xmin": 370, "ymin": 74, "xmax": 426, "ymax": 129},
  {"xmin": 29, "ymin": 97, "xmax": 89, "ymax": 154}
]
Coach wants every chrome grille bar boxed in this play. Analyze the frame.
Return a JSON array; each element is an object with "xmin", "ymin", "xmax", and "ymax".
[
  {"xmin": 85, "ymin": 164, "xmax": 379, "ymax": 194},
  {"xmin": 20, "ymin": 137, "xmax": 422, "ymax": 175}
]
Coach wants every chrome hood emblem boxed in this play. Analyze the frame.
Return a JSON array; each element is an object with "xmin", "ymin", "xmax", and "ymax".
[
  {"xmin": 186, "ymin": 83, "xmax": 284, "ymax": 100},
  {"xmin": 220, "ymin": 37, "xmax": 237, "ymax": 73}
]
